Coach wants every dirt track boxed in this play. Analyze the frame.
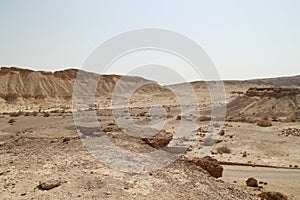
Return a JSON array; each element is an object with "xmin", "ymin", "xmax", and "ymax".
[{"xmin": 222, "ymin": 165, "xmax": 300, "ymax": 199}]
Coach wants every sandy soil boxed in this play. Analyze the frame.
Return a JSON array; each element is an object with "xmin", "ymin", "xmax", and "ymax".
[{"xmin": 0, "ymin": 112, "xmax": 260, "ymax": 200}]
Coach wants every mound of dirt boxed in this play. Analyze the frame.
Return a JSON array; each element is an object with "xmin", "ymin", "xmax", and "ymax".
[{"xmin": 258, "ymin": 191, "xmax": 288, "ymax": 200}]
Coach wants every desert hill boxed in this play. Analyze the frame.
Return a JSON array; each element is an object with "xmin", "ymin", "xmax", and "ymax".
[
  {"xmin": 0, "ymin": 67, "xmax": 167, "ymax": 106},
  {"xmin": 0, "ymin": 67, "xmax": 299, "ymax": 115},
  {"xmin": 226, "ymin": 87, "xmax": 300, "ymax": 121}
]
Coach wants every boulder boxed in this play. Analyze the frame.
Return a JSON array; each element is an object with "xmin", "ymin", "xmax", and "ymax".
[
  {"xmin": 142, "ymin": 130, "xmax": 173, "ymax": 149},
  {"xmin": 38, "ymin": 180, "xmax": 61, "ymax": 190},
  {"xmin": 186, "ymin": 156, "xmax": 223, "ymax": 178},
  {"xmin": 245, "ymin": 177, "xmax": 258, "ymax": 187}
]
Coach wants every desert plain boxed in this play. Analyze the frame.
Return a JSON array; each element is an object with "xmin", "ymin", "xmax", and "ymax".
[{"xmin": 0, "ymin": 67, "xmax": 299, "ymax": 199}]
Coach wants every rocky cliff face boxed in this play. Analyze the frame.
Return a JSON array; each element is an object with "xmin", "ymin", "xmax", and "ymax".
[
  {"xmin": 227, "ymin": 87, "xmax": 300, "ymax": 120},
  {"xmin": 245, "ymin": 87, "xmax": 300, "ymax": 98}
]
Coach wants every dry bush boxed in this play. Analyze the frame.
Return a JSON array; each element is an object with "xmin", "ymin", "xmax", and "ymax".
[
  {"xmin": 286, "ymin": 116, "xmax": 296, "ymax": 122},
  {"xmin": 198, "ymin": 116, "xmax": 211, "ymax": 121},
  {"xmin": 176, "ymin": 115, "xmax": 181, "ymax": 120},
  {"xmin": 4, "ymin": 93, "xmax": 19, "ymax": 102},
  {"xmin": 43, "ymin": 112, "xmax": 50, "ymax": 117},
  {"xmin": 137, "ymin": 112, "xmax": 146, "ymax": 117},
  {"xmin": 216, "ymin": 146, "xmax": 231, "ymax": 154},
  {"xmin": 50, "ymin": 110, "xmax": 60, "ymax": 114},
  {"xmin": 271, "ymin": 116, "xmax": 278, "ymax": 121},
  {"xmin": 262, "ymin": 116, "xmax": 269, "ymax": 120},
  {"xmin": 213, "ymin": 123, "xmax": 221, "ymax": 128},
  {"xmin": 8, "ymin": 119, "xmax": 16, "ymax": 124},
  {"xmin": 24, "ymin": 112, "xmax": 31, "ymax": 116},
  {"xmin": 9, "ymin": 111, "xmax": 23, "ymax": 117},
  {"xmin": 257, "ymin": 120, "xmax": 272, "ymax": 127},
  {"xmin": 203, "ymin": 137, "xmax": 216, "ymax": 146},
  {"xmin": 32, "ymin": 111, "xmax": 38, "ymax": 116}
]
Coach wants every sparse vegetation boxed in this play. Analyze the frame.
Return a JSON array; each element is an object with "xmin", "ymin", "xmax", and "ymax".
[
  {"xmin": 216, "ymin": 146, "xmax": 231, "ymax": 154},
  {"xmin": 24, "ymin": 112, "xmax": 31, "ymax": 116},
  {"xmin": 203, "ymin": 137, "xmax": 216, "ymax": 146},
  {"xmin": 32, "ymin": 111, "xmax": 38, "ymax": 116},
  {"xmin": 8, "ymin": 119, "xmax": 16, "ymax": 124},
  {"xmin": 9, "ymin": 111, "xmax": 23, "ymax": 117},
  {"xmin": 176, "ymin": 115, "xmax": 181, "ymax": 120},
  {"xmin": 43, "ymin": 112, "xmax": 50, "ymax": 117},
  {"xmin": 257, "ymin": 120, "xmax": 272, "ymax": 127},
  {"xmin": 198, "ymin": 116, "xmax": 211, "ymax": 121}
]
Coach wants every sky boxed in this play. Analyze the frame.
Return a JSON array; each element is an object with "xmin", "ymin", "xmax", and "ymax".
[{"xmin": 0, "ymin": 0, "xmax": 299, "ymax": 84}]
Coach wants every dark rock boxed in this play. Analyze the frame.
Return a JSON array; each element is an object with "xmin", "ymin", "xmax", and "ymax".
[
  {"xmin": 62, "ymin": 137, "xmax": 71, "ymax": 143},
  {"xmin": 142, "ymin": 130, "xmax": 173, "ymax": 149},
  {"xmin": 218, "ymin": 129, "xmax": 225, "ymax": 136},
  {"xmin": 185, "ymin": 156, "xmax": 223, "ymax": 178},
  {"xmin": 246, "ymin": 177, "xmax": 258, "ymax": 187},
  {"xmin": 38, "ymin": 180, "xmax": 61, "ymax": 190}
]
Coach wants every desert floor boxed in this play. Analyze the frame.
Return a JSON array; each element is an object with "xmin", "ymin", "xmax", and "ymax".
[{"xmin": 0, "ymin": 107, "xmax": 299, "ymax": 199}]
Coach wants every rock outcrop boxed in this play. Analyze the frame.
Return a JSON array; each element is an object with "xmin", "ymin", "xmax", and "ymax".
[
  {"xmin": 185, "ymin": 156, "xmax": 223, "ymax": 178},
  {"xmin": 142, "ymin": 130, "xmax": 173, "ymax": 149}
]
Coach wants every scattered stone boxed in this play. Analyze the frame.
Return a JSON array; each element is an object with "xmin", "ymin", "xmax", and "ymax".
[
  {"xmin": 280, "ymin": 128, "xmax": 300, "ymax": 137},
  {"xmin": 245, "ymin": 177, "xmax": 258, "ymax": 187},
  {"xmin": 142, "ymin": 130, "xmax": 173, "ymax": 149},
  {"xmin": 38, "ymin": 180, "xmax": 61, "ymax": 190},
  {"xmin": 258, "ymin": 191, "xmax": 288, "ymax": 200},
  {"xmin": 218, "ymin": 129, "xmax": 225, "ymax": 136},
  {"xmin": 62, "ymin": 137, "xmax": 71, "ymax": 143}
]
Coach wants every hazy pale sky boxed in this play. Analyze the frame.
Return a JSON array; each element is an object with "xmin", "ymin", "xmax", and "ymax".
[{"xmin": 0, "ymin": 0, "xmax": 299, "ymax": 83}]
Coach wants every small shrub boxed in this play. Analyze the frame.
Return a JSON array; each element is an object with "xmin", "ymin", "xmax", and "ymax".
[
  {"xmin": 262, "ymin": 116, "xmax": 269, "ymax": 120},
  {"xmin": 24, "ymin": 112, "xmax": 31, "ymax": 116},
  {"xmin": 50, "ymin": 110, "xmax": 60, "ymax": 113},
  {"xmin": 176, "ymin": 115, "xmax": 181, "ymax": 120},
  {"xmin": 43, "ymin": 112, "xmax": 50, "ymax": 117},
  {"xmin": 203, "ymin": 137, "xmax": 216, "ymax": 146},
  {"xmin": 216, "ymin": 146, "xmax": 231, "ymax": 154},
  {"xmin": 271, "ymin": 116, "xmax": 278, "ymax": 122},
  {"xmin": 257, "ymin": 120, "xmax": 272, "ymax": 127},
  {"xmin": 199, "ymin": 116, "xmax": 211, "ymax": 121},
  {"xmin": 9, "ymin": 111, "xmax": 23, "ymax": 117},
  {"xmin": 8, "ymin": 119, "xmax": 16, "ymax": 124},
  {"xmin": 32, "ymin": 111, "xmax": 38, "ymax": 116},
  {"xmin": 137, "ymin": 112, "xmax": 146, "ymax": 117},
  {"xmin": 286, "ymin": 116, "xmax": 296, "ymax": 122},
  {"xmin": 213, "ymin": 123, "xmax": 221, "ymax": 128}
]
